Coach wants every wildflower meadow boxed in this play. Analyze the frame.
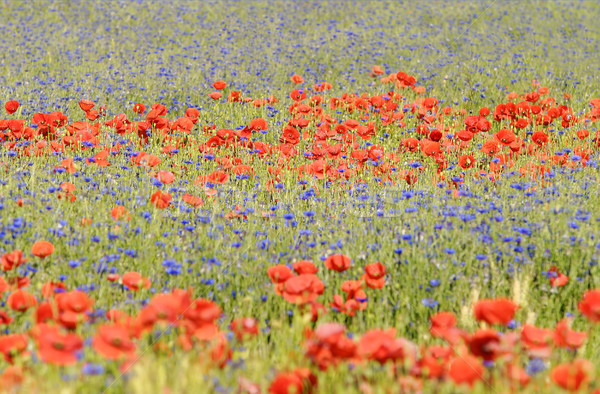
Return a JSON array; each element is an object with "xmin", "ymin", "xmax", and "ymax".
[{"xmin": 1, "ymin": 1, "xmax": 600, "ymax": 392}]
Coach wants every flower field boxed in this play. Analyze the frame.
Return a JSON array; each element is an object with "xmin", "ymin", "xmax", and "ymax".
[{"xmin": 1, "ymin": 1, "xmax": 600, "ymax": 392}]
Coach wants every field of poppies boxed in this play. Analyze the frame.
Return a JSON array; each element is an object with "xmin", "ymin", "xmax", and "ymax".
[{"xmin": 1, "ymin": 1, "xmax": 600, "ymax": 393}]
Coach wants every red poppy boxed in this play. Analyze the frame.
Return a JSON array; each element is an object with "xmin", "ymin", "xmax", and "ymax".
[
  {"xmin": 468, "ymin": 329, "xmax": 501, "ymax": 361},
  {"xmin": 133, "ymin": 103, "xmax": 146, "ymax": 114},
  {"xmin": 505, "ymin": 363, "xmax": 531, "ymax": 388},
  {"xmin": 290, "ymin": 74, "xmax": 304, "ymax": 84},
  {"xmin": 0, "ymin": 310, "xmax": 12, "ymax": 325},
  {"xmin": 578, "ymin": 289, "xmax": 600, "ymax": 322},
  {"xmin": 448, "ymin": 354, "xmax": 484, "ymax": 387},
  {"xmin": 324, "ymin": 254, "xmax": 351, "ymax": 272},
  {"xmin": 230, "ymin": 317, "xmax": 259, "ymax": 341},
  {"xmin": 152, "ymin": 171, "xmax": 173, "ymax": 185},
  {"xmin": 267, "ymin": 265, "xmax": 294, "ymax": 284},
  {"xmin": 521, "ymin": 324, "xmax": 553, "ymax": 358},
  {"xmin": 0, "ymin": 365, "xmax": 23, "ymax": 391},
  {"xmin": 207, "ymin": 170, "xmax": 229, "ymax": 184},
  {"xmin": 7, "ymin": 290, "xmax": 37, "ymax": 312},
  {"xmin": 293, "ymin": 260, "xmax": 318, "ymax": 275},
  {"xmin": 92, "ymin": 324, "xmax": 136, "ymax": 360},
  {"xmin": 473, "ymin": 298, "xmax": 518, "ymax": 325},
  {"xmin": 209, "ymin": 92, "xmax": 223, "ymax": 100},
  {"xmin": 289, "ymin": 88, "xmax": 307, "ymax": 102},
  {"xmin": 182, "ymin": 193, "xmax": 203, "ymax": 208},
  {"xmin": 548, "ymin": 266, "xmax": 569, "ymax": 287},
  {"xmin": 56, "ymin": 290, "xmax": 94, "ymax": 315},
  {"xmin": 34, "ymin": 324, "xmax": 83, "ymax": 366},
  {"xmin": 213, "ymin": 80, "xmax": 227, "ymax": 90},
  {"xmin": 150, "ymin": 190, "xmax": 172, "ymax": 209},
  {"xmin": 41, "ymin": 281, "xmax": 66, "ymax": 298},
  {"xmin": 371, "ymin": 65, "xmax": 384, "ymax": 76},
  {"xmin": 185, "ymin": 107, "xmax": 200, "ymax": 120},
  {"xmin": 458, "ymin": 154, "xmax": 475, "ymax": 169},
  {"xmin": 480, "ymin": 139, "xmax": 500, "ymax": 156},
  {"xmin": 531, "ymin": 131, "xmax": 548, "ymax": 145},
  {"xmin": 357, "ymin": 328, "xmax": 417, "ymax": 365},
  {"xmin": 269, "ymin": 368, "xmax": 317, "ymax": 394},
  {"xmin": 4, "ymin": 100, "xmax": 19, "ymax": 115},
  {"xmin": 122, "ymin": 272, "xmax": 151, "ymax": 291},
  {"xmin": 280, "ymin": 126, "xmax": 300, "ymax": 145},
  {"xmin": 111, "ymin": 205, "xmax": 130, "ymax": 221},
  {"xmin": 78, "ymin": 99, "xmax": 95, "ymax": 112},
  {"xmin": 554, "ymin": 319, "xmax": 587, "ymax": 349},
  {"xmin": 432, "ymin": 314, "xmax": 466, "ymax": 345},
  {"xmin": 31, "ymin": 240, "xmax": 55, "ymax": 258},
  {"xmin": 495, "ymin": 129, "xmax": 516, "ymax": 146},
  {"xmin": 363, "ymin": 262, "xmax": 386, "ymax": 289},
  {"xmin": 551, "ymin": 359, "xmax": 594, "ymax": 392},
  {"xmin": 0, "ymin": 334, "xmax": 28, "ymax": 363},
  {"xmin": 281, "ymin": 274, "xmax": 324, "ymax": 305},
  {"xmin": 1, "ymin": 250, "xmax": 27, "ymax": 271},
  {"xmin": 250, "ymin": 118, "xmax": 268, "ymax": 131}
]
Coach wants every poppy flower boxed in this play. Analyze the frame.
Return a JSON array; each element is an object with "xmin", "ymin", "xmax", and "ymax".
[
  {"xmin": 363, "ymin": 262, "xmax": 386, "ymax": 289},
  {"xmin": 467, "ymin": 329, "xmax": 500, "ymax": 361},
  {"xmin": 324, "ymin": 254, "xmax": 351, "ymax": 272},
  {"xmin": 7, "ymin": 290, "xmax": 37, "ymax": 312},
  {"xmin": 150, "ymin": 190, "xmax": 172, "ymax": 209},
  {"xmin": 293, "ymin": 260, "xmax": 318, "ymax": 275},
  {"xmin": 1, "ymin": 250, "xmax": 27, "ymax": 271},
  {"xmin": 289, "ymin": 88, "xmax": 307, "ymax": 102},
  {"xmin": 429, "ymin": 311, "xmax": 456, "ymax": 331},
  {"xmin": 551, "ymin": 359, "xmax": 594, "ymax": 392},
  {"xmin": 578, "ymin": 289, "xmax": 600, "ymax": 322},
  {"xmin": 78, "ymin": 99, "xmax": 95, "ymax": 112},
  {"xmin": 290, "ymin": 74, "xmax": 304, "ymax": 84},
  {"xmin": 357, "ymin": 329, "xmax": 417, "ymax": 365},
  {"xmin": 458, "ymin": 154, "xmax": 475, "ymax": 169},
  {"xmin": 495, "ymin": 129, "xmax": 516, "ymax": 146},
  {"xmin": 230, "ymin": 317, "xmax": 259, "ymax": 341},
  {"xmin": 554, "ymin": 319, "xmax": 587, "ymax": 349},
  {"xmin": 182, "ymin": 193, "xmax": 203, "ymax": 208},
  {"xmin": 0, "ymin": 334, "xmax": 28, "ymax": 363},
  {"xmin": 209, "ymin": 92, "xmax": 223, "ymax": 100},
  {"xmin": 212, "ymin": 80, "xmax": 227, "ymax": 90},
  {"xmin": 269, "ymin": 368, "xmax": 317, "ymax": 394},
  {"xmin": 111, "ymin": 205, "xmax": 130, "ymax": 221},
  {"xmin": 133, "ymin": 103, "xmax": 146, "ymax": 114},
  {"xmin": 0, "ymin": 365, "xmax": 23, "ymax": 391},
  {"xmin": 122, "ymin": 272, "xmax": 151, "ymax": 291},
  {"xmin": 505, "ymin": 363, "xmax": 530, "ymax": 388},
  {"xmin": 456, "ymin": 129, "xmax": 474, "ymax": 142},
  {"xmin": 448, "ymin": 354, "xmax": 484, "ymax": 387},
  {"xmin": 370, "ymin": 65, "xmax": 384, "ymax": 76},
  {"xmin": 207, "ymin": 170, "xmax": 229, "ymax": 184},
  {"xmin": 0, "ymin": 310, "xmax": 12, "ymax": 325},
  {"xmin": 156, "ymin": 170, "xmax": 175, "ymax": 184},
  {"xmin": 548, "ymin": 266, "xmax": 569, "ymax": 287},
  {"xmin": 92, "ymin": 324, "xmax": 136, "ymax": 360},
  {"xmin": 31, "ymin": 240, "xmax": 55, "ymax": 258},
  {"xmin": 249, "ymin": 118, "xmax": 268, "ymax": 131},
  {"xmin": 473, "ymin": 298, "xmax": 518, "ymax": 326},
  {"xmin": 4, "ymin": 100, "xmax": 19, "ymax": 114},
  {"xmin": 281, "ymin": 274, "xmax": 324, "ymax": 305},
  {"xmin": 41, "ymin": 281, "xmax": 66, "ymax": 298},
  {"xmin": 531, "ymin": 131, "xmax": 549, "ymax": 145},
  {"xmin": 56, "ymin": 290, "xmax": 94, "ymax": 315},
  {"xmin": 34, "ymin": 324, "xmax": 83, "ymax": 366},
  {"xmin": 267, "ymin": 265, "xmax": 294, "ymax": 284},
  {"xmin": 520, "ymin": 324, "xmax": 553, "ymax": 358}
]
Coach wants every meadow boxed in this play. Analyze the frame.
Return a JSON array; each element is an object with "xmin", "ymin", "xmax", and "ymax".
[{"xmin": 0, "ymin": 0, "xmax": 600, "ymax": 392}]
